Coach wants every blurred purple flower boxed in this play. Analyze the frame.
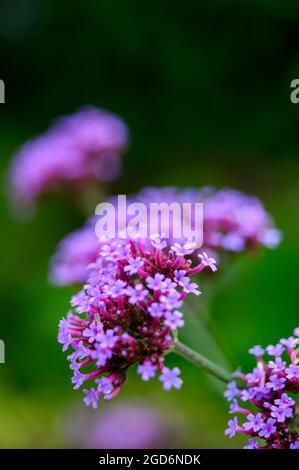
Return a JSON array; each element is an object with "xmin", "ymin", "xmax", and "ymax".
[
  {"xmin": 64, "ymin": 400, "xmax": 183, "ymax": 449},
  {"xmin": 248, "ymin": 345, "xmax": 265, "ymax": 357},
  {"xmin": 8, "ymin": 107, "xmax": 128, "ymax": 211},
  {"xmin": 50, "ymin": 186, "xmax": 281, "ymax": 287},
  {"xmin": 49, "ymin": 222, "xmax": 101, "ymax": 285},
  {"xmin": 135, "ymin": 186, "xmax": 282, "ymax": 252}
]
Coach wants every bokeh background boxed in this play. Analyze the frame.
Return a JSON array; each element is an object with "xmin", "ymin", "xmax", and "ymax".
[{"xmin": 0, "ymin": 0, "xmax": 299, "ymax": 448}]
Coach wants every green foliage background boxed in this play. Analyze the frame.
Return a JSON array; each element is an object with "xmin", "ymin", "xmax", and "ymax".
[{"xmin": 0, "ymin": 0, "xmax": 298, "ymax": 448}]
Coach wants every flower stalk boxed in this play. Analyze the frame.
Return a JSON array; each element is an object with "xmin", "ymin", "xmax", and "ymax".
[{"xmin": 174, "ymin": 339, "xmax": 232, "ymax": 383}]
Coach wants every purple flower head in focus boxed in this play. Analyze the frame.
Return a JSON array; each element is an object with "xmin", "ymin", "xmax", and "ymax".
[
  {"xmin": 58, "ymin": 236, "xmax": 215, "ymax": 407},
  {"xmin": 224, "ymin": 327, "xmax": 299, "ymax": 449}
]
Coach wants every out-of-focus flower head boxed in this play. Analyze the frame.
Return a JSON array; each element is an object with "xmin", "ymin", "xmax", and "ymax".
[
  {"xmin": 8, "ymin": 107, "xmax": 128, "ymax": 212},
  {"xmin": 224, "ymin": 328, "xmax": 299, "ymax": 449},
  {"xmin": 64, "ymin": 400, "xmax": 182, "ymax": 448},
  {"xmin": 203, "ymin": 188, "xmax": 281, "ymax": 252},
  {"xmin": 49, "ymin": 220, "xmax": 101, "ymax": 286},
  {"xmin": 50, "ymin": 186, "xmax": 281, "ymax": 286},
  {"xmin": 58, "ymin": 235, "xmax": 216, "ymax": 408},
  {"xmin": 135, "ymin": 186, "xmax": 281, "ymax": 252}
]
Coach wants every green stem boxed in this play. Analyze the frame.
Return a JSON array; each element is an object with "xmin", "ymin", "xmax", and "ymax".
[{"xmin": 174, "ymin": 339, "xmax": 232, "ymax": 384}]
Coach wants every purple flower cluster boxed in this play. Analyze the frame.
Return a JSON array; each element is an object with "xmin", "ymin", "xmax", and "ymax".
[
  {"xmin": 64, "ymin": 400, "xmax": 181, "ymax": 449},
  {"xmin": 50, "ymin": 186, "xmax": 281, "ymax": 286},
  {"xmin": 58, "ymin": 236, "xmax": 216, "ymax": 408},
  {"xmin": 203, "ymin": 188, "xmax": 281, "ymax": 252},
  {"xmin": 136, "ymin": 186, "xmax": 281, "ymax": 251},
  {"xmin": 8, "ymin": 107, "xmax": 128, "ymax": 210},
  {"xmin": 224, "ymin": 329, "xmax": 299, "ymax": 449}
]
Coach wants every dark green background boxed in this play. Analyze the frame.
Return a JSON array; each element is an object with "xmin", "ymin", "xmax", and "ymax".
[{"xmin": 0, "ymin": 0, "xmax": 298, "ymax": 447}]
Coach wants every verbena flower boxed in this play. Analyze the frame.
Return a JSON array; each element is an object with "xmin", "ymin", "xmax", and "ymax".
[
  {"xmin": 224, "ymin": 328, "xmax": 299, "ymax": 449},
  {"xmin": 8, "ymin": 107, "xmax": 128, "ymax": 211},
  {"xmin": 50, "ymin": 186, "xmax": 281, "ymax": 286},
  {"xmin": 58, "ymin": 236, "xmax": 216, "ymax": 408},
  {"xmin": 134, "ymin": 187, "xmax": 282, "ymax": 251}
]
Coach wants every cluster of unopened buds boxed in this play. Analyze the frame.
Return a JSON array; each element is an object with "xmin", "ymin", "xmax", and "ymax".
[
  {"xmin": 224, "ymin": 329, "xmax": 299, "ymax": 449},
  {"xmin": 58, "ymin": 235, "xmax": 217, "ymax": 408}
]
